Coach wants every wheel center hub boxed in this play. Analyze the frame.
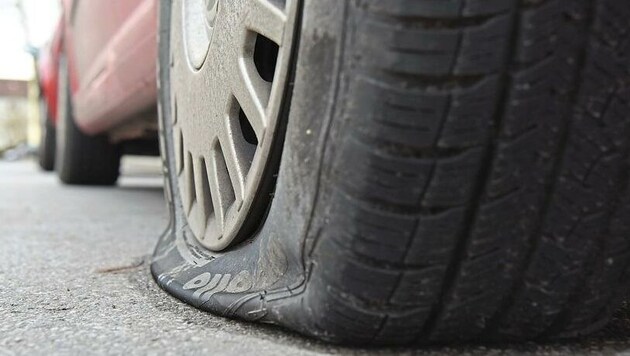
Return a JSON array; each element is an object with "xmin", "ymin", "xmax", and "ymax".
[
  {"xmin": 205, "ymin": 0, "xmax": 219, "ymax": 28},
  {"xmin": 182, "ymin": 0, "xmax": 219, "ymax": 70}
]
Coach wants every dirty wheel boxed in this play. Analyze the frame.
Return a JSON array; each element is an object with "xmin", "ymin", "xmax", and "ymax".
[
  {"xmin": 153, "ymin": 0, "xmax": 630, "ymax": 346},
  {"xmin": 167, "ymin": 0, "xmax": 293, "ymax": 251}
]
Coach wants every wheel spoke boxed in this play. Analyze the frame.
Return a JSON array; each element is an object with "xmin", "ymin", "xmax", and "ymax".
[
  {"xmin": 175, "ymin": 127, "xmax": 184, "ymax": 174},
  {"xmin": 233, "ymin": 60, "xmax": 271, "ymax": 142},
  {"xmin": 219, "ymin": 124, "xmax": 247, "ymax": 204},
  {"xmin": 207, "ymin": 144, "xmax": 236, "ymax": 232},
  {"xmin": 194, "ymin": 157, "xmax": 214, "ymax": 225},
  {"xmin": 171, "ymin": 94, "xmax": 178, "ymax": 125},
  {"xmin": 244, "ymin": 0, "xmax": 287, "ymax": 45},
  {"xmin": 181, "ymin": 152, "xmax": 196, "ymax": 214},
  {"xmin": 205, "ymin": 155, "xmax": 226, "ymax": 232}
]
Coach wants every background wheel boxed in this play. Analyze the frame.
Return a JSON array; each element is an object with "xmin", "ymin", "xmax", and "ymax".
[
  {"xmin": 38, "ymin": 99, "xmax": 56, "ymax": 171},
  {"xmin": 55, "ymin": 57, "xmax": 121, "ymax": 186},
  {"xmin": 153, "ymin": 0, "xmax": 630, "ymax": 345}
]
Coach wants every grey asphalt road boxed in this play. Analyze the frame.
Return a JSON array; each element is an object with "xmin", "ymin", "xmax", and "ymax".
[{"xmin": 2, "ymin": 158, "xmax": 630, "ymax": 355}]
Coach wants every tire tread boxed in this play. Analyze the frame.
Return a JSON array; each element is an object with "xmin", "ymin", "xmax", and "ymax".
[{"xmin": 307, "ymin": 0, "xmax": 630, "ymax": 344}]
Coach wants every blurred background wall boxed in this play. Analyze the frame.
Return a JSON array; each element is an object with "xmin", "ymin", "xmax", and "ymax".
[
  {"xmin": 0, "ymin": 0, "xmax": 60, "ymax": 155},
  {"xmin": 0, "ymin": 80, "xmax": 28, "ymax": 151}
]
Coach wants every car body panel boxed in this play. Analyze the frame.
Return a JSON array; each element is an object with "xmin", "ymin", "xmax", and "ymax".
[
  {"xmin": 61, "ymin": 0, "xmax": 158, "ymax": 136},
  {"xmin": 38, "ymin": 19, "xmax": 63, "ymax": 125}
]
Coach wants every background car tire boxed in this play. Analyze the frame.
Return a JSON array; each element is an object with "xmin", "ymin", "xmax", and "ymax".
[
  {"xmin": 153, "ymin": 0, "xmax": 630, "ymax": 345},
  {"xmin": 55, "ymin": 57, "xmax": 121, "ymax": 186},
  {"xmin": 38, "ymin": 99, "xmax": 56, "ymax": 171}
]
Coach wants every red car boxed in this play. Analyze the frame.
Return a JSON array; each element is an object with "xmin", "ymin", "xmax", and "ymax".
[
  {"xmin": 40, "ymin": 0, "xmax": 630, "ymax": 346},
  {"xmin": 37, "ymin": 19, "xmax": 62, "ymax": 171},
  {"xmin": 38, "ymin": 0, "xmax": 158, "ymax": 184}
]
